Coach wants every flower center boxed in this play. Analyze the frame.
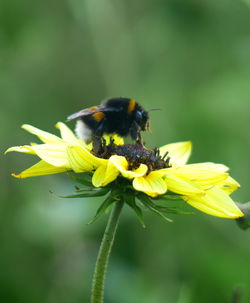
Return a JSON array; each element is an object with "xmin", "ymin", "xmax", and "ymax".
[{"xmin": 92, "ymin": 139, "xmax": 171, "ymax": 171}]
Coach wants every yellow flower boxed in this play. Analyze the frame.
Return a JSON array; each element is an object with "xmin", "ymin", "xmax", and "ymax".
[{"xmin": 6, "ymin": 122, "xmax": 243, "ymax": 219}]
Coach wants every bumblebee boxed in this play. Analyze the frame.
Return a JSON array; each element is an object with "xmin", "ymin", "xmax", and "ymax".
[{"xmin": 67, "ymin": 97, "xmax": 150, "ymax": 149}]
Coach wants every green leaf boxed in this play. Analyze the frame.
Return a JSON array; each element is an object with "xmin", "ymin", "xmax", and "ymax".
[
  {"xmin": 51, "ymin": 187, "xmax": 110, "ymax": 198},
  {"xmin": 236, "ymin": 202, "xmax": 250, "ymax": 230},
  {"xmin": 137, "ymin": 193, "xmax": 173, "ymax": 223},
  {"xmin": 67, "ymin": 172, "xmax": 93, "ymax": 187},
  {"xmin": 125, "ymin": 194, "xmax": 146, "ymax": 228},
  {"xmin": 88, "ymin": 193, "xmax": 117, "ymax": 224}
]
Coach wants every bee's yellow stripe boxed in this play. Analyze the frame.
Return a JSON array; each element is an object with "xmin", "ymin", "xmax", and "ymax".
[
  {"xmin": 92, "ymin": 112, "xmax": 105, "ymax": 122},
  {"xmin": 128, "ymin": 99, "xmax": 136, "ymax": 114}
]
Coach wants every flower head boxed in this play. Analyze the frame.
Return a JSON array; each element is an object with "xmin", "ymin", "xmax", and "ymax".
[{"xmin": 6, "ymin": 122, "xmax": 243, "ymax": 220}]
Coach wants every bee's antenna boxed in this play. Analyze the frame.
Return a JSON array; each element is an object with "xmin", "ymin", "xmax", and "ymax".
[{"xmin": 148, "ymin": 108, "xmax": 161, "ymax": 112}]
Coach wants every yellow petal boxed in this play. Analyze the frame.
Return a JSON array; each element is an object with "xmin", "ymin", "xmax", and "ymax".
[
  {"xmin": 56, "ymin": 122, "xmax": 80, "ymax": 145},
  {"xmin": 92, "ymin": 162, "xmax": 119, "ymax": 187},
  {"xmin": 166, "ymin": 164, "xmax": 229, "ymax": 188},
  {"xmin": 67, "ymin": 145, "xmax": 106, "ymax": 173},
  {"xmin": 159, "ymin": 141, "xmax": 192, "ymax": 166},
  {"xmin": 133, "ymin": 172, "xmax": 167, "ymax": 197},
  {"xmin": 109, "ymin": 155, "xmax": 148, "ymax": 179},
  {"xmin": 103, "ymin": 134, "xmax": 124, "ymax": 146},
  {"xmin": 26, "ymin": 144, "xmax": 70, "ymax": 167},
  {"xmin": 11, "ymin": 160, "xmax": 68, "ymax": 178},
  {"xmin": 183, "ymin": 186, "xmax": 243, "ymax": 218},
  {"xmin": 5, "ymin": 145, "xmax": 36, "ymax": 155},
  {"xmin": 22, "ymin": 124, "xmax": 62, "ymax": 144},
  {"xmin": 193, "ymin": 162, "xmax": 229, "ymax": 172},
  {"xmin": 165, "ymin": 174, "xmax": 205, "ymax": 196},
  {"xmin": 219, "ymin": 176, "xmax": 240, "ymax": 195}
]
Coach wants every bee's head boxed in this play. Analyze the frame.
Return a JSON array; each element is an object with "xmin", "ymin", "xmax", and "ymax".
[{"xmin": 135, "ymin": 108, "xmax": 150, "ymax": 132}]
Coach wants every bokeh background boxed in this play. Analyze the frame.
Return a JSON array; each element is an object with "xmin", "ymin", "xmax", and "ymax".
[{"xmin": 1, "ymin": 0, "xmax": 250, "ymax": 302}]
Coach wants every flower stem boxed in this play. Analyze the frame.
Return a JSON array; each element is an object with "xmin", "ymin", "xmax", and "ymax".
[{"xmin": 91, "ymin": 198, "xmax": 124, "ymax": 303}]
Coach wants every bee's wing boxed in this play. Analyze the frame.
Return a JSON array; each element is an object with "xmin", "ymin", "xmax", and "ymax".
[
  {"xmin": 67, "ymin": 106, "xmax": 101, "ymax": 121},
  {"xmin": 67, "ymin": 105, "xmax": 121, "ymax": 121}
]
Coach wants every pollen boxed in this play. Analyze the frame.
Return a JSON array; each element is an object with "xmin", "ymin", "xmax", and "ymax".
[{"xmin": 93, "ymin": 139, "xmax": 171, "ymax": 172}]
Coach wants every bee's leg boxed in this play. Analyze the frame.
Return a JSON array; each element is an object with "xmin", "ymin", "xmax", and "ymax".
[
  {"xmin": 130, "ymin": 121, "xmax": 142, "ymax": 144},
  {"xmin": 135, "ymin": 132, "xmax": 144, "ymax": 147},
  {"xmin": 92, "ymin": 121, "xmax": 105, "ymax": 154},
  {"xmin": 92, "ymin": 135, "xmax": 102, "ymax": 154}
]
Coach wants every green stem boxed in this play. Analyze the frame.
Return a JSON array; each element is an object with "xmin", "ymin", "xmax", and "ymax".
[{"xmin": 91, "ymin": 198, "xmax": 124, "ymax": 303}]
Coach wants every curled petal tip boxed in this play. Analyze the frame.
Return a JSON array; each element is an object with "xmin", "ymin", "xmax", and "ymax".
[
  {"xmin": 21, "ymin": 124, "xmax": 30, "ymax": 130},
  {"xmin": 55, "ymin": 122, "xmax": 66, "ymax": 129},
  {"xmin": 11, "ymin": 173, "xmax": 21, "ymax": 178},
  {"xmin": 226, "ymin": 210, "xmax": 244, "ymax": 219},
  {"xmin": 4, "ymin": 148, "xmax": 11, "ymax": 155},
  {"xmin": 235, "ymin": 212, "xmax": 244, "ymax": 219}
]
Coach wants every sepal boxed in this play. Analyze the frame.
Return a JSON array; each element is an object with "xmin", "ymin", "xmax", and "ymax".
[
  {"xmin": 125, "ymin": 194, "xmax": 146, "ymax": 228},
  {"xmin": 67, "ymin": 172, "xmax": 93, "ymax": 187},
  {"xmin": 52, "ymin": 187, "xmax": 110, "ymax": 198},
  {"xmin": 157, "ymin": 193, "xmax": 183, "ymax": 201},
  {"xmin": 88, "ymin": 191, "xmax": 119, "ymax": 224},
  {"xmin": 137, "ymin": 193, "xmax": 173, "ymax": 223},
  {"xmin": 146, "ymin": 194, "xmax": 193, "ymax": 215}
]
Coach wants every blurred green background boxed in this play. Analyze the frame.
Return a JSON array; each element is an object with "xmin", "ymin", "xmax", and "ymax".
[{"xmin": 2, "ymin": 0, "xmax": 250, "ymax": 302}]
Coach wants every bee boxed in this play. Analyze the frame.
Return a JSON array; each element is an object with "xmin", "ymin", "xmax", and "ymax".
[{"xmin": 67, "ymin": 97, "xmax": 150, "ymax": 150}]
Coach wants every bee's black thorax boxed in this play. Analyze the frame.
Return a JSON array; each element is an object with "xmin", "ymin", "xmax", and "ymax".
[
  {"xmin": 69, "ymin": 97, "xmax": 149, "ymax": 144},
  {"xmin": 81, "ymin": 98, "xmax": 148, "ymax": 138}
]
